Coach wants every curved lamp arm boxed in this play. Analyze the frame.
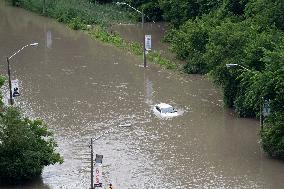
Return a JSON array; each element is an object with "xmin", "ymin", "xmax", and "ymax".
[{"xmin": 8, "ymin": 43, "xmax": 38, "ymax": 60}]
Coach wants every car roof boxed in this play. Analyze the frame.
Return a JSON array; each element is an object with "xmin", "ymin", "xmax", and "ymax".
[{"xmin": 156, "ymin": 103, "xmax": 173, "ymax": 109}]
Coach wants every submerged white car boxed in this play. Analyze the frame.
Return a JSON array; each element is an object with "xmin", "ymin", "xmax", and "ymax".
[{"xmin": 153, "ymin": 103, "xmax": 178, "ymax": 118}]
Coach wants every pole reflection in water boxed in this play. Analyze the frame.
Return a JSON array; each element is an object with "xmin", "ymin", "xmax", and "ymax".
[
  {"xmin": 46, "ymin": 30, "xmax": 52, "ymax": 49},
  {"xmin": 144, "ymin": 70, "xmax": 153, "ymax": 106}
]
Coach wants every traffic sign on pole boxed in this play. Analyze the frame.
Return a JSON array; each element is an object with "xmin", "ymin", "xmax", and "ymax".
[
  {"xmin": 262, "ymin": 99, "xmax": 271, "ymax": 117},
  {"xmin": 94, "ymin": 154, "xmax": 103, "ymax": 188},
  {"xmin": 145, "ymin": 35, "xmax": 152, "ymax": 51},
  {"xmin": 11, "ymin": 79, "xmax": 20, "ymax": 97}
]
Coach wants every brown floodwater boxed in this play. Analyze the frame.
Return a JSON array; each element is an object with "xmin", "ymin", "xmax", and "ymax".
[
  {"xmin": 109, "ymin": 22, "xmax": 181, "ymax": 62},
  {"xmin": 0, "ymin": 1, "xmax": 284, "ymax": 189}
]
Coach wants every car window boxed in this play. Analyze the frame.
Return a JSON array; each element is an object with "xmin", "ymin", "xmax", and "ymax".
[
  {"xmin": 162, "ymin": 107, "xmax": 174, "ymax": 113},
  {"xmin": 155, "ymin": 106, "xmax": 161, "ymax": 113}
]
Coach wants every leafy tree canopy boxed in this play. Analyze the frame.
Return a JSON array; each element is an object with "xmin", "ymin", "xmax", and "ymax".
[{"xmin": 0, "ymin": 106, "xmax": 63, "ymax": 184}]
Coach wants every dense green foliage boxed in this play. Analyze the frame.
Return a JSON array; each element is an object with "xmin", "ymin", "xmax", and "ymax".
[
  {"xmin": 159, "ymin": 0, "xmax": 222, "ymax": 27},
  {"xmin": 123, "ymin": 0, "xmax": 163, "ymax": 22},
  {"xmin": 0, "ymin": 79, "xmax": 63, "ymax": 184},
  {"xmin": 261, "ymin": 112, "xmax": 284, "ymax": 158}
]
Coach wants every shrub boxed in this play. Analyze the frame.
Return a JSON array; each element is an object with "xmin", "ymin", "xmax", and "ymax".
[
  {"xmin": 159, "ymin": 0, "xmax": 222, "ymax": 27},
  {"xmin": 245, "ymin": 0, "xmax": 284, "ymax": 31},
  {"xmin": 261, "ymin": 112, "xmax": 284, "ymax": 158},
  {"xmin": 0, "ymin": 107, "xmax": 63, "ymax": 184}
]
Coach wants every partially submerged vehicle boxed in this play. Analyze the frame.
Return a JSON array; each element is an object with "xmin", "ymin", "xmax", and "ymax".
[{"xmin": 153, "ymin": 103, "xmax": 178, "ymax": 118}]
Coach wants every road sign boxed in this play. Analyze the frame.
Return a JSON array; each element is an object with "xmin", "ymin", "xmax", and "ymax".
[
  {"xmin": 262, "ymin": 99, "xmax": 271, "ymax": 117},
  {"xmin": 11, "ymin": 79, "xmax": 20, "ymax": 97},
  {"xmin": 95, "ymin": 154, "xmax": 103, "ymax": 164},
  {"xmin": 94, "ymin": 154, "xmax": 103, "ymax": 188},
  {"xmin": 145, "ymin": 35, "xmax": 152, "ymax": 51},
  {"xmin": 94, "ymin": 163, "xmax": 102, "ymax": 187}
]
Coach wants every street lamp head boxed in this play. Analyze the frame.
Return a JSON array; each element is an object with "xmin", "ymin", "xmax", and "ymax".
[
  {"xmin": 226, "ymin": 64, "xmax": 238, "ymax": 68},
  {"xmin": 116, "ymin": 2, "xmax": 125, "ymax": 5},
  {"xmin": 30, "ymin": 42, "xmax": 39, "ymax": 46},
  {"xmin": 226, "ymin": 63, "xmax": 251, "ymax": 71}
]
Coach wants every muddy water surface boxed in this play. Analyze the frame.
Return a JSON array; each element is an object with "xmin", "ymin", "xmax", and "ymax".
[{"xmin": 0, "ymin": 1, "xmax": 284, "ymax": 189}]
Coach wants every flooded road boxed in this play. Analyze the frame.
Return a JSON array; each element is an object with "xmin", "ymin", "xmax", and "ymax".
[
  {"xmin": 110, "ymin": 22, "xmax": 180, "ymax": 62},
  {"xmin": 1, "ymin": 1, "xmax": 284, "ymax": 189}
]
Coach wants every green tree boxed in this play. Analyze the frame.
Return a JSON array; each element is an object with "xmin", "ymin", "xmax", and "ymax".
[
  {"xmin": 223, "ymin": 0, "xmax": 248, "ymax": 16},
  {"xmin": 159, "ymin": 0, "xmax": 222, "ymax": 27},
  {"xmin": 168, "ymin": 16, "xmax": 213, "ymax": 73},
  {"xmin": 0, "ymin": 107, "xmax": 63, "ymax": 184},
  {"xmin": 122, "ymin": 0, "xmax": 163, "ymax": 21},
  {"xmin": 261, "ymin": 113, "xmax": 284, "ymax": 158},
  {"xmin": 245, "ymin": 0, "xmax": 284, "ymax": 31},
  {"xmin": 159, "ymin": 0, "xmax": 199, "ymax": 27}
]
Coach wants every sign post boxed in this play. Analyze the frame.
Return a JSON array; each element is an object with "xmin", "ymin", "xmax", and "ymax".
[{"xmin": 11, "ymin": 79, "xmax": 20, "ymax": 97}]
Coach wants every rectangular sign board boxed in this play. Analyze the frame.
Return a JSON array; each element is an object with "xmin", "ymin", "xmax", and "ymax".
[
  {"xmin": 11, "ymin": 79, "xmax": 20, "ymax": 98},
  {"xmin": 94, "ymin": 163, "xmax": 102, "ymax": 188},
  {"xmin": 262, "ymin": 99, "xmax": 271, "ymax": 117},
  {"xmin": 145, "ymin": 35, "xmax": 152, "ymax": 51}
]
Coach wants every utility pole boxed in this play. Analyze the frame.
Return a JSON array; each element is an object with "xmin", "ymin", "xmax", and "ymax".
[
  {"xmin": 116, "ymin": 2, "xmax": 148, "ymax": 68},
  {"xmin": 6, "ymin": 43, "xmax": 39, "ymax": 106}
]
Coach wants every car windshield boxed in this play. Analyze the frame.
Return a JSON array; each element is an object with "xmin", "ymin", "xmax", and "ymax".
[{"xmin": 161, "ymin": 107, "xmax": 174, "ymax": 113}]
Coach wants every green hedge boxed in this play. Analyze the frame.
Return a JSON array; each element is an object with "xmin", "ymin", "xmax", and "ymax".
[{"xmin": 0, "ymin": 106, "xmax": 63, "ymax": 184}]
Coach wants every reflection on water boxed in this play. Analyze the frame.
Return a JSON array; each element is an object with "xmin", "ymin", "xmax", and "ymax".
[
  {"xmin": 1, "ymin": 177, "xmax": 50, "ymax": 189},
  {"xmin": 0, "ymin": 1, "xmax": 284, "ymax": 189}
]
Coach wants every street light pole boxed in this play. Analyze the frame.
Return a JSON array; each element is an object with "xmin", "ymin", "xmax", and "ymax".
[
  {"xmin": 6, "ymin": 42, "xmax": 39, "ymax": 105},
  {"xmin": 116, "ymin": 2, "xmax": 147, "ymax": 68},
  {"xmin": 226, "ymin": 63, "xmax": 266, "ymax": 131}
]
